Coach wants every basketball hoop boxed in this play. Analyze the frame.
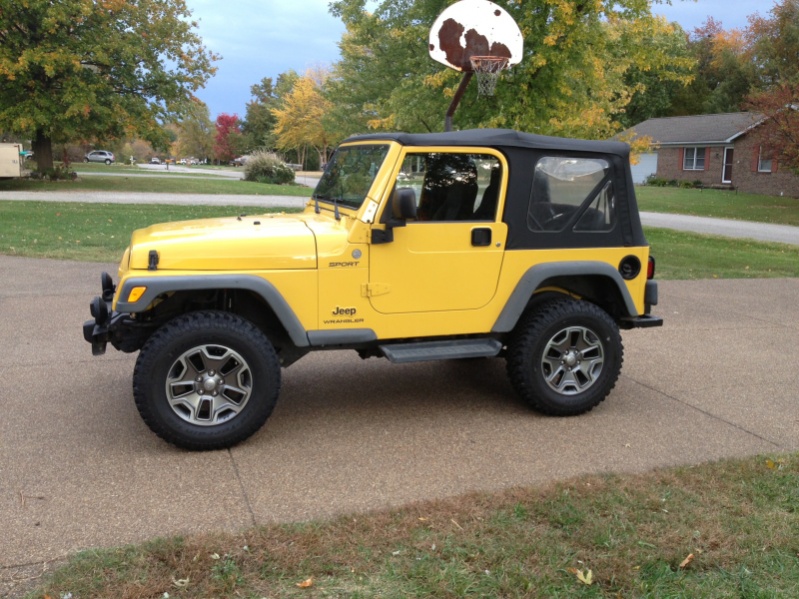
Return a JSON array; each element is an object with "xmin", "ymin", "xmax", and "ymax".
[{"xmin": 470, "ymin": 55, "xmax": 509, "ymax": 97}]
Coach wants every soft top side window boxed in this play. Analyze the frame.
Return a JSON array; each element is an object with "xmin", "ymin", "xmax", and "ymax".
[{"xmin": 528, "ymin": 156, "xmax": 616, "ymax": 233}]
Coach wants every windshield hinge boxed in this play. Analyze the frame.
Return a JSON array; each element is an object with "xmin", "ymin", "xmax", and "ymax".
[{"xmin": 361, "ymin": 283, "xmax": 391, "ymax": 298}]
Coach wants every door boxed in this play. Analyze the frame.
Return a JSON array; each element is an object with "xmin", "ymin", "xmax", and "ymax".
[
  {"xmin": 368, "ymin": 150, "xmax": 507, "ymax": 314},
  {"xmin": 722, "ymin": 147, "xmax": 734, "ymax": 183}
]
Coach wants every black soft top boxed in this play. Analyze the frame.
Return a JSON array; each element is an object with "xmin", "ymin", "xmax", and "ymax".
[{"xmin": 344, "ymin": 128, "xmax": 630, "ymax": 159}]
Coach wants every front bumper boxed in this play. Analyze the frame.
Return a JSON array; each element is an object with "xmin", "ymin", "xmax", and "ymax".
[{"xmin": 82, "ymin": 273, "xmax": 150, "ymax": 355}]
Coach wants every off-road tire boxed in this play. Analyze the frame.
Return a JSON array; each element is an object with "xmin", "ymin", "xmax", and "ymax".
[
  {"xmin": 506, "ymin": 297, "xmax": 622, "ymax": 416},
  {"xmin": 133, "ymin": 311, "xmax": 281, "ymax": 450}
]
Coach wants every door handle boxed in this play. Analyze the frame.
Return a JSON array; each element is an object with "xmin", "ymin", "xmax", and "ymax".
[{"xmin": 471, "ymin": 227, "xmax": 492, "ymax": 247}]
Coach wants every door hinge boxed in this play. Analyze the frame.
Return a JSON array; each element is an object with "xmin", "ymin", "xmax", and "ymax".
[{"xmin": 361, "ymin": 283, "xmax": 391, "ymax": 297}]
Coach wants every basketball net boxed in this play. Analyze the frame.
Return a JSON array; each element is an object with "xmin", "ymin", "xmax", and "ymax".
[{"xmin": 470, "ymin": 55, "xmax": 509, "ymax": 97}]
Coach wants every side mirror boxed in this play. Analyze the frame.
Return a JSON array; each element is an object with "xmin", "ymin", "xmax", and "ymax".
[
  {"xmin": 392, "ymin": 187, "xmax": 417, "ymax": 220},
  {"xmin": 372, "ymin": 187, "xmax": 417, "ymax": 244}
]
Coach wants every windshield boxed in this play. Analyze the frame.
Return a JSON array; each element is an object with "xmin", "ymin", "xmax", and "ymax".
[{"xmin": 313, "ymin": 144, "xmax": 390, "ymax": 210}]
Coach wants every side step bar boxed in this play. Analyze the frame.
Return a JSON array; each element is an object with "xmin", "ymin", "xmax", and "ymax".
[{"xmin": 380, "ymin": 338, "xmax": 503, "ymax": 364}]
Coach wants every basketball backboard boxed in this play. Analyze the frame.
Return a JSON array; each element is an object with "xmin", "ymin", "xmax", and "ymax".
[{"xmin": 428, "ymin": 0, "xmax": 523, "ymax": 73}]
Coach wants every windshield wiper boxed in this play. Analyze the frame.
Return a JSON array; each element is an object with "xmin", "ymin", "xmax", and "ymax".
[{"xmin": 311, "ymin": 193, "xmax": 342, "ymax": 220}]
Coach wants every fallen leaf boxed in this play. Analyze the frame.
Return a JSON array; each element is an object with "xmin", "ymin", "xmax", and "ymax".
[
  {"xmin": 172, "ymin": 577, "xmax": 189, "ymax": 588},
  {"xmin": 679, "ymin": 553, "xmax": 695, "ymax": 569},
  {"xmin": 567, "ymin": 568, "xmax": 593, "ymax": 585},
  {"xmin": 576, "ymin": 569, "xmax": 593, "ymax": 585},
  {"xmin": 296, "ymin": 578, "xmax": 313, "ymax": 589}
]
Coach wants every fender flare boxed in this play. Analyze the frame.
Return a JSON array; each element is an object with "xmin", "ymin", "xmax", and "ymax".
[
  {"xmin": 492, "ymin": 261, "xmax": 638, "ymax": 333},
  {"xmin": 115, "ymin": 275, "xmax": 311, "ymax": 347}
]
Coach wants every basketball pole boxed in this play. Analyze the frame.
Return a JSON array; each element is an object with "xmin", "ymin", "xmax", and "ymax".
[{"xmin": 444, "ymin": 72, "xmax": 473, "ymax": 132}]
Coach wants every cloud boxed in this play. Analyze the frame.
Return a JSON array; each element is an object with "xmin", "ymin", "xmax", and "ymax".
[{"xmin": 188, "ymin": 0, "xmax": 344, "ymax": 118}]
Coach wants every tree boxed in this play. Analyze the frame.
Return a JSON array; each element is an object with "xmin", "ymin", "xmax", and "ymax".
[
  {"xmin": 747, "ymin": 0, "xmax": 799, "ymax": 87},
  {"xmin": 745, "ymin": 83, "xmax": 799, "ymax": 173},
  {"xmin": 272, "ymin": 74, "xmax": 334, "ymax": 168},
  {"xmin": 176, "ymin": 100, "xmax": 215, "ymax": 161},
  {"xmin": 326, "ymin": 0, "xmax": 694, "ymax": 140},
  {"xmin": 667, "ymin": 18, "xmax": 756, "ymax": 116},
  {"xmin": 741, "ymin": 1, "xmax": 799, "ymax": 172},
  {"xmin": 241, "ymin": 72, "xmax": 300, "ymax": 152},
  {"xmin": 213, "ymin": 113, "xmax": 243, "ymax": 163},
  {"xmin": 0, "ymin": 0, "xmax": 217, "ymax": 171}
]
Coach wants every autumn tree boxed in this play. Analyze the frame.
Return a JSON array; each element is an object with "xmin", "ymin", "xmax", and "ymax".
[
  {"xmin": 746, "ymin": 0, "xmax": 799, "ymax": 87},
  {"xmin": 742, "ymin": 1, "xmax": 799, "ymax": 172},
  {"xmin": 0, "ymin": 0, "xmax": 217, "ymax": 171},
  {"xmin": 272, "ymin": 73, "xmax": 334, "ymax": 168},
  {"xmin": 176, "ymin": 100, "xmax": 215, "ymax": 161},
  {"xmin": 213, "ymin": 113, "xmax": 243, "ymax": 163},
  {"xmin": 666, "ymin": 18, "xmax": 756, "ymax": 116},
  {"xmin": 326, "ymin": 0, "xmax": 694, "ymax": 139},
  {"xmin": 745, "ymin": 84, "xmax": 799, "ymax": 172},
  {"xmin": 241, "ymin": 72, "xmax": 299, "ymax": 152}
]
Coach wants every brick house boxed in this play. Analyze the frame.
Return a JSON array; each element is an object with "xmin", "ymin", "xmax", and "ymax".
[{"xmin": 624, "ymin": 112, "xmax": 799, "ymax": 198}]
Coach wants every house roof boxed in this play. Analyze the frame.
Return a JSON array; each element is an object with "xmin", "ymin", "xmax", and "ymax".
[{"xmin": 624, "ymin": 112, "xmax": 765, "ymax": 146}]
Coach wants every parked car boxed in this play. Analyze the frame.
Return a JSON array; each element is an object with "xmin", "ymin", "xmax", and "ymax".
[
  {"xmin": 83, "ymin": 127, "xmax": 662, "ymax": 450},
  {"xmin": 84, "ymin": 150, "xmax": 115, "ymax": 165},
  {"xmin": 150, "ymin": 157, "xmax": 161, "ymax": 165}
]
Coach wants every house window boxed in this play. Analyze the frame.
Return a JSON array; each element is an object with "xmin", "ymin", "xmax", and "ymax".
[
  {"xmin": 758, "ymin": 146, "xmax": 773, "ymax": 173},
  {"xmin": 683, "ymin": 147, "xmax": 706, "ymax": 171}
]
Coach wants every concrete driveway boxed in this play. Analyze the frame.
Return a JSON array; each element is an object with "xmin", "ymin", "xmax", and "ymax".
[{"xmin": 1, "ymin": 254, "xmax": 797, "ymax": 591}]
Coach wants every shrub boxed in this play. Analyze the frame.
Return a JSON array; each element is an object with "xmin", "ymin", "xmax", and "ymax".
[
  {"xmin": 644, "ymin": 176, "xmax": 670, "ymax": 187},
  {"xmin": 243, "ymin": 152, "xmax": 295, "ymax": 185},
  {"xmin": 30, "ymin": 167, "xmax": 77, "ymax": 181}
]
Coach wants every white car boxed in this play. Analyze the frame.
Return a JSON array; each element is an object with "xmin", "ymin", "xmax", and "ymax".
[{"xmin": 84, "ymin": 150, "xmax": 115, "ymax": 165}]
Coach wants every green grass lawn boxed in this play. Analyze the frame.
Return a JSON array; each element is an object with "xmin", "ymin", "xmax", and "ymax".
[
  {"xmin": 2, "ymin": 201, "xmax": 798, "ymax": 277},
  {"xmin": 0, "ymin": 170, "xmax": 312, "ymax": 196},
  {"xmin": 24, "ymin": 453, "xmax": 799, "ymax": 598},
  {"xmin": 0, "ymin": 201, "xmax": 305, "ymax": 262},
  {"xmin": 636, "ymin": 186, "xmax": 799, "ymax": 226}
]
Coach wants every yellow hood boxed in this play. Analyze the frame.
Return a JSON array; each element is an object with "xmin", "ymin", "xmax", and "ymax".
[{"xmin": 128, "ymin": 214, "xmax": 317, "ymax": 271}]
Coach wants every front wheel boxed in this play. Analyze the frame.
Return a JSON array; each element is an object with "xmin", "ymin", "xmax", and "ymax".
[
  {"xmin": 133, "ymin": 311, "xmax": 281, "ymax": 450},
  {"xmin": 506, "ymin": 298, "xmax": 623, "ymax": 416}
]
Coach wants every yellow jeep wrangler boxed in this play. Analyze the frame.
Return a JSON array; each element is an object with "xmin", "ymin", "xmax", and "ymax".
[{"xmin": 84, "ymin": 129, "xmax": 661, "ymax": 450}]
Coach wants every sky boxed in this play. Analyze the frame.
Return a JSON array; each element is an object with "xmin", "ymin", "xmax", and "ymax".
[{"xmin": 188, "ymin": 0, "xmax": 766, "ymax": 121}]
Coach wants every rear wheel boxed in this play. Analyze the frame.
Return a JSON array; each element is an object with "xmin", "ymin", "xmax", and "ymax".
[
  {"xmin": 104, "ymin": 159, "xmax": 112, "ymax": 165},
  {"xmin": 507, "ymin": 297, "xmax": 622, "ymax": 416},
  {"xmin": 133, "ymin": 311, "xmax": 280, "ymax": 450}
]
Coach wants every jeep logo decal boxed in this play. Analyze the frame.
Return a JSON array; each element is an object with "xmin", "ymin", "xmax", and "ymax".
[{"xmin": 333, "ymin": 306, "xmax": 357, "ymax": 316}]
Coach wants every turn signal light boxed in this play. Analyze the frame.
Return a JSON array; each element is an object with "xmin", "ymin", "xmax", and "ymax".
[{"xmin": 127, "ymin": 286, "xmax": 147, "ymax": 303}]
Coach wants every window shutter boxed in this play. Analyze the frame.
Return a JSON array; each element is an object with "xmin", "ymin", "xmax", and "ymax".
[
  {"xmin": 751, "ymin": 147, "xmax": 759, "ymax": 172},
  {"xmin": 772, "ymin": 150, "xmax": 778, "ymax": 173},
  {"xmin": 679, "ymin": 148, "xmax": 684, "ymax": 170},
  {"xmin": 704, "ymin": 147, "xmax": 711, "ymax": 171}
]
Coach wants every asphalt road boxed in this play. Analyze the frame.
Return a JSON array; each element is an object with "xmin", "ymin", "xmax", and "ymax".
[{"xmin": 1, "ymin": 254, "xmax": 798, "ymax": 595}]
